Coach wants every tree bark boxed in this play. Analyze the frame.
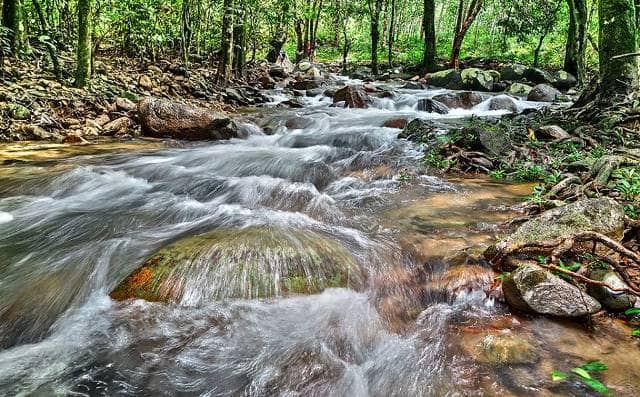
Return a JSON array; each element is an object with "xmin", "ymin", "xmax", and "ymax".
[
  {"xmin": 233, "ymin": 0, "xmax": 245, "ymax": 77},
  {"xmin": 369, "ymin": 0, "xmax": 383, "ymax": 75},
  {"xmin": 564, "ymin": 0, "xmax": 587, "ymax": 83},
  {"xmin": 75, "ymin": 0, "xmax": 92, "ymax": 87},
  {"xmin": 450, "ymin": 0, "xmax": 483, "ymax": 69},
  {"xmin": 422, "ymin": 0, "xmax": 436, "ymax": 72},
  {"xmin": 295, "ymin": 19, "xmax": 304, "ymax": 62},
  {"xmin": 387, "ymin": 0, "xmax": 395, "ymax": 67},
  {"xmin": 218, "ymin": 0, "xmax": 234, "ymax": 83},
  {"xmin": 2, "ymin": 0, "xmax": 27, "ymax": 53},
  {"xmin": 599, "ymin": 0, "xmax": 639, "ymax": 95}
]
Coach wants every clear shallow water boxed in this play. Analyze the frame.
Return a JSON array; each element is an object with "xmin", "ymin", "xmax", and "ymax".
[{"xmin": 1, "ymin": 86, "xmax": 638, "ymax": 396}]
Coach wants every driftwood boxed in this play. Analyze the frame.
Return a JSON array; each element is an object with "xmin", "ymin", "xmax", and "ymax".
[{"xmin": 491, "ymin": 231, "xmax": 640, "ymax": 296}]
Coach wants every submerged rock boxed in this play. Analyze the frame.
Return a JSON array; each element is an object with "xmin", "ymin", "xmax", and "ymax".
[
  {"xmin": 474, "ymin": 334, "xmax": 539, "ymax": 364},
  {"xmin": 527, "ymin": 84, "xmax": 562, "ymax": 102},
  {"xmin": 111, "ymin": 227, "xmax": 365, "ymax": 305},
  {"xmin": 502, "ymin": 264, "xmax": 601, "ymax": 317},
  {"xmin": 138, "ymin": 97, "xmax": 239, "ymax": 140},
  {"xmin": 417, "ymin": 98, "xmax": 449, "ymax": 114},
  {"xmin": 587, "ymin": 270, "xmax": 636, "ymax": 311}
]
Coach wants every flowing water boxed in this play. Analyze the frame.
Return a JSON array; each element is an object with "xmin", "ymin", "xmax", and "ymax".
[{"xmin": 1, "ymin": 83, "xmax": 639, "ymax": 396}]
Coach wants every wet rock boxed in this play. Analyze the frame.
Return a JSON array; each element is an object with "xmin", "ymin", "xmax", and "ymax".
[
  {"xmin": 290, "ymin": 79, "xmax": 324, "ymax": 90},
  {"xmin": 462, "ymin": 126, "xmax": 511, "ymax": 157},
  {"xmin": 500, "ymin": 64, "xmax": 527, "ymax": 81},
  {"xmin": 269, "ymin": 65, "xmax": 288, "ymax": 78},
  {"xmin": 110, "ymin": 227, "xmax": 365, "ymax": 304},
  {"xmin": 523, "ymin": 67, "xmax": 555, "ymax": 85},
  {"xmin": 491, "ymin": 82, "xmax": 508, "ymax": 92},
  {"xmin": 350, "ymin": 66, "xmax": 372, "ymax": 80},
  {"xmin": 282, "ymin": 98, "xmax": 305, "ymax": 108},
  {"xmin": 432, "ymin": 91, "xmax": 484, "ymax": 109},
  {"xmin": 426, "ymin": 69, "xmax": 463, "ymax": 89},
  {"xmin": 306, "ymin": 87, "xmax": 324, "ymax": 97},
  {"xmin": 382, "ymin": 118, "xmax": 408, "ymax": 129},
  {"xmin": 502, "ymin": 264, "xmax": 601, "ymax": 316},
  {"xmin": 333, "ymin": 85, "xmax": 371, "ymax": 109},
  {"xmin": 258, "ymin": 75, "xmax": 276, "ymax": 89},
  {"xmin": 398, "ymin": 118, "xmax": 437, "ymax": 141},
  {"xmin": 115, "ymin": 97, "xmax": 137, "ymax": 112},
  {"xmin": 488, "ymin": 95, "xmax": 518, "ymax": 113},
  {"xmin": 552, "ymin": 70, "xmax": 578, "ymax": 90},
  {"xmin": 297, "ymin": 61, "xmax": 312, "ymax": 72},
  {"xmin": 527, "ymin": 84, "xmax": 562, "ymax": 102},
  {"xmin": 63, "ymin": 133, "xmax": 89, "ymax": 144},
  {"xmin": 21, "ymin": 125, "xmax": 62, "ymax": 141},
  {"xmin": 138, "ymin": 97, "xmax": 238, "ymax": 141},
  {"xmin": 402, "ymin": 81, "xmax": 424, "ymax": 90},
  {"xmin": 9, "ymin": 103, "xmax": 30, "ymax": 120},
  {"xmin": 103, "ymin": 116, "xmax": 134, "ymax": 135},
  {"xmin": 138, "ymin": 75, "xmax": 154, "ymax": 90},
  {"xmin": 506, "ymin": 82, "xmax": 533, "ymax": 97},
  {"xmin": 224, "ymin": 87, "xmax": 253, "ymax": 105},
  {"xmin": 292, "ymin": 89, "xmax": 305, "ymax": 97},
  {"xmin": 587, "ymin": 270, "xmax": 636, "ymax": 311},
  {"xmin": 417, "ymin": 98, "xmax": 449, "ymax": 114},
  {"xmin": 460, "ymin": 68, "xmax": 496, "ymax": 91},
  {"xmin": 489, "ymin": 198, "xmax": 625, "ymax": 258},
  {"xmin": 323, "ymin": 88, "xmax": 337, "ymax": 97},
  {"xmin": 536, "ymin": 125, "xmax": 570, "ymax": 141}
]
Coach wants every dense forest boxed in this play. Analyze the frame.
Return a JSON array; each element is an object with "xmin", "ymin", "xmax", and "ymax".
[{"xmin": 0, "ymin": 0, "xmax": 637, "ymax": 88}]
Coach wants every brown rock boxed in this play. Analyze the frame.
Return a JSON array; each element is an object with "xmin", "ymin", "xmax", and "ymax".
[
  {"xmin": 432, "ymin": 91, "xmax": 484, "ymax": 109},
  {"xmin": 64, "ymin": 133, "xmax": 89, "ymax": 144},
  {"xmin": 115, "ymin": 97, "xmax": 137, "ymax": 112},
  {"xmin": 333, "ymin": 85, "xmax": 371, "ymax": 109},
  {"xmin": 94, "ymin": 114, "xmax": 111, "ymax": 126},
  {"xmin": 138, "ymin": 97, "xmax": 239, "ymax": 141},
  {"xmin": 138, "ymin": 75, "xmax": 153, "ymax": 90},
  {"xmin": 536, "ymin": 125, "xmax": 570, "ymax": 141},
  {"xmin": 383, "ymin": 118, "xmax": 408, "ymax": 129},
  {"xmin": 103, "ymin": 117, "xmax": 133, "ymax": 135}
]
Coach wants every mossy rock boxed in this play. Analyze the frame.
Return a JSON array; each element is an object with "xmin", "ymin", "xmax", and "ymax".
[
  {"xmin": 111, "ymin": 227, "xmax": 365, "ymax": 305},
  {"xmin": 476, "ymin": 334, "xmax": 538, "ymax": 365}
]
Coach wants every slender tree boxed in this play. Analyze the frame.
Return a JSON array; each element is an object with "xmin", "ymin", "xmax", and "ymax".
[
  {"xmin": 2, "ymin": 0, "xmax": 27, "ymax": 53},
  {"xmin": 75, "ymin": 0, "xmax": 92, "ymax": 87},
  {"xmin": 564, "ymin": 0, "xmax": 587, "ymax": 83},
  {"xmin": 233, "ymin": 0, "xmax": 245, "ymax": 77},
  {"xmin": 387, "ymin": 0, "xmax": 395, "ymax": 67},
  {"xmin": 599, "ymin": 0, "xmax": 639, "ymax": 96},
  {"xmin": 422, "ymin": 0, "xmax": 436, "ymax": 72},
  {"xmin": 450, "ymin": 0, "xmax": 483, "ymax": 69},
  {"xmin": 368, "ymin": 0, "xmax": 384, "ymax": 75},
  {"xmin": 218, "ymin": 0, "xmax": 234, "ymax": 82}
]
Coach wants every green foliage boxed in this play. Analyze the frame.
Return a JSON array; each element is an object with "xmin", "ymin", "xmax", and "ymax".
[
  {"xmin": 613, "ymin": 167, "xmax": 640, "ymax": 201},
  {"xmin": 424, "ymin": 152, "xmax": 452, "ymax": 170},
  {"xmin": 624, "ymin": 204, "xmax": 639, "ymax": 219},
  {"xmin": 489, "ymin": 168, "xmax": 506, "ymax": 180},
  {"xmin": 527, "ymin": 185, "xmax": 546, "ymax": 205},
  {"xmin": 551, "ymin": 360, "xmax": 610, "ymax": 396}
]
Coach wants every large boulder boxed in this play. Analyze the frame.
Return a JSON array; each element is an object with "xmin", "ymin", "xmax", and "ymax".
[
  {"xmin": 506, "ymin": 82, "xmax": 533, "ymax": 97},
  {"xmin": 111, "ymin": 227, "xmax": 365, "ymax": 304},
  {"xmin": 552, "ymin": 70, "xmax": 578, "ymax": 90},
  {"xmin": 417, "ymin": 98, "xmax": 449, "ymax": 114},
  {"xmin": 502, "ymin": 264, "xmax": 601, "ymax": 317},
  {"xmin": 527, "ymin": 84, "xmax": 562, "ymax": 102},
  {"xmin": 500, "ymin": 64, "xmax": 527, "ymax": 81},
  {"xmin": 490, "ymin": 198, "xmax": 625, "ymax": 256},
  {"xmin": 523, "ymin": 67, "xmax": 556, "ymax": 85},
  {"xmin": 426, "ymin": 69, "xmax": 463, "ymax": 89},
  {"xmin": 138, "ymin": 97, "xmax": 239, "ymax": 140},
  {"xmin": 432, "ymin": 91, "xmax": 484, "ymax": 109},
  {"xmin": 398, "ymin": 118, "xmax": 437, "ymax": 141},
  {"xmin": 460, "ymin": 68, "xmax": 497, "ymax": 91},
  {"xmin": 333, "ymin": 85, "xmax": 371, "ymax": 108},
  {"xmin": 350, "ymin": 66, "xmax": 373, "ymax": 80}
]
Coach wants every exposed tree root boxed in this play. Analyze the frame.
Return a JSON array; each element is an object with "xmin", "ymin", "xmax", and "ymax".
[{"xmin": 491, "ymin": 231, "xmax": 640, "ymax": 296}]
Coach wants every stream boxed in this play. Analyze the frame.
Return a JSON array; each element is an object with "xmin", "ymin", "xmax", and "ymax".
[{"xmin": 1, "ymin": 82, "xmax": 640, "ymax": 396}]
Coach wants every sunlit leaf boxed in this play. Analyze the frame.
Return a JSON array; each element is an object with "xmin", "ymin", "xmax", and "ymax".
[
  {"xmin": 581, "ymin": 377, "xmax": 610, "ymax": 395},
  {"xmin": 624, "ymin": 307, "xmax": 640, "ymax": 316},
  {"xmin": 579, "ymin": 360, "xmax": 608, "ymax": 372},
  {"xmin": 571, "ymin": 367, "xmax": 592, "ymax": 379},
  {"xmin": 551, "ymin": 370, "xmax": 568, "ymax": 382}
]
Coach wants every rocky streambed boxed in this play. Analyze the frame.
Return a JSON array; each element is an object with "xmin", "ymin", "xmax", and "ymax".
[{"xmin": 0, "ymin": 78, "xmax": 639, "ymax": 396}]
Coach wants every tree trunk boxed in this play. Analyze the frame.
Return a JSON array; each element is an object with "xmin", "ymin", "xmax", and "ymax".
[
  {"xmin": 533, "ymin": 34, "xmax": 546, "ymax": 67},
  {"xmin": 74, "ymin": 0, "xmax": 92, "ymax": 87},
  {"xmin": 295, "ymin": 19, "xmax": 304, "ymax": 62},
  {"xmin": 387, "ymin": 0, "xmax": 396, "ymax": 67},
  {"xmin": 233, "ymin": 0, "xmax": 245, "ymax": 77},
  {"xmin": 450, "ymin": 0, "xmax": 483, "ymax": 69},
  {"xmin": 599, "ymin": 0, "xmax": 639, "ymax": 95},
  {"xmin": 32, "ymin": 0, "xmax": 61, "ymax": 79},
  {"xmin": 2, "ymin": 0, "xmax": 27, "ymax": 53},
  {"xmin": 564, "ymin": 0, "xmax": 587, "ymax": 83},
  {"xmin": 369, "ymin": 0, "xmax": 383, "ymax": 75},
  {"xmin": 422, "ymin": 0, "xmax": 436, "ymax": 72},
  {"xmin": 218, "ymin": 0, "xmax": 234, "ymax": 83},
  {"xmin": 181, "ymin": 0, "xmax": 192, "ymax": 67}
]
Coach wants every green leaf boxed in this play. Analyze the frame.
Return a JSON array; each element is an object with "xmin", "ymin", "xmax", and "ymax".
[
  {"xmin": 571, "ymin": 367, "xmax": 592, "ymax": 379},
  {"xmin": 581, "ymin": 377, "xmax": 610, "ymax": 395},
  {"xmin": 551, "ymin": 370, "xmax": 568, "ymax": 381},
  {"xmin": 579, "ymin": 360, "xmax": 608, "ymax": 372},
  {"xmin": 632, "ymin": 329, "xmax": 640, "ymax": 336},
  {"xmin": 625, "ymin": 307, "xmax": 640, "ymax": 316}
]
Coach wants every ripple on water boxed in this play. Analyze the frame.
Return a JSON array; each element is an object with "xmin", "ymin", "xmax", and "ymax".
[{"xmin": 0, "ymin": 212, "xmax": 13, "ymax": 224}]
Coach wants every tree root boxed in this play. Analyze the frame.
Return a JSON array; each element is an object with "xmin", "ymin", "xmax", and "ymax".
[{"xmin": 491, "ymin": 231, "xmax": 640, "ymax": 296}]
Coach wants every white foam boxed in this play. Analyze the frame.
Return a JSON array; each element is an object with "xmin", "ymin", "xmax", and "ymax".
[{"xmin": 0, "ymin": 212, "xmax": 13, "ymax": 224}]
